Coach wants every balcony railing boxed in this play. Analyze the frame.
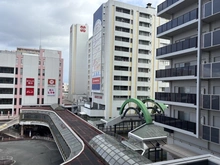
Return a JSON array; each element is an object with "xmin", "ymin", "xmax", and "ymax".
[
  {"xmin": 157, "ymin": 0, "xmax": 180, "ymax": 14},
  {"xmin": 155, "ymin": 114, "xmax": 196, "ymax": 134},
  {"xmin": 157, "ymin": 8, "xmax": 198, "ymax": 35},
  {"xmin": 202, "ymin": 94, "xmax": 220, "ymax": 111},
  {"xmin": 202, "ymin": 125, "xmax": 219, "ymax": 144},
  {"xmin": 203, "ymin": 29, "xmax": 220, "ymax": 49},
  {"xmin": 202, "ymin": 61, "xmax": 220, "ymax": 78},
  {"xmin": 156, "ymin": 37, "xmax": 197, "ymax": 57},
  {"xmin": 155, "ymin": 92, "xmax": 196, "ymax": 105},
  {"xmin": 203, "ymin": 0, "xmax": 220, "ymax": 19},
  {"xmin": 156, "ymin": 65, "xmax": 197, "ymax": 78}
]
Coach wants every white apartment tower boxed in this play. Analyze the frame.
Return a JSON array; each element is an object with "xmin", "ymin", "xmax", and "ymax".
[
  {"xmin": 82, "ymin": 0, "xmax": 169, "ymax": 119},
  {"xmin": 155, "ymin": 0, "xmax": 220, "ymax": 159},
  {"xmin": 69, "ymin": 24, "xmax": 89, "ymax": 102}
]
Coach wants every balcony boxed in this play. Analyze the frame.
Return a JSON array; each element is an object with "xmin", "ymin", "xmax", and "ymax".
[
  {"xmin": 156, "ymin": 65, "xmax": 197, "ymax": 81},
  {"xmin": 156, "ymin": 37, "xmax": 197, "ymax": 59},
  {"xmin": 155, "ymin": 92, "xmax": 196, "ymax": 107},
  {"xmin": 157, "ymin": 0, "xmax": 198, "ymax": 19},
  {"xmin": 203, "ymin": 0, "xmax": 220, "ymax": 23},
  {"xmin": 202, "ymin": 125, "xmax": 219, "ymax": 144},
  {"xmin": 202, "ymin": 94, "xmax": 220, "ymax": 111},
  {"xmin": 157, "ymin": 8, "xmax": 198, "ymax": 39},
  {"xmin": 154, "ymin": 114, "xmax": 196, "ymax": 134},
  {"xmin": 202, "ymin": 29, "xmax": 220, "ymax": 51},
  {"xmin": 202, "ymin": 62, "xmax": 220, "ymax": 79}
]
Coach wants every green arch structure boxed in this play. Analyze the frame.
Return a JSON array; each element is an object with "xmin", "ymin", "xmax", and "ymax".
[
  {"xmin": 142, "ymin": 98, "xmax": 167, "ymax": 114},
  {"xmin": 119, "ymin": 98, "xmax": 152, "ymax": 124}
]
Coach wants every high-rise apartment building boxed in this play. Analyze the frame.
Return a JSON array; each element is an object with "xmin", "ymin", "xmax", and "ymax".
[
  {"xmin": 154, "ymin": 0, "xmax": 220, "ymax": 159},
  {"xmin": 81, "ymin": 0, "xmax": 169, "ymax": 119},
  {"xmin": 0, "ymin": 48, "xmax": 63, "ymax": 120},
  {"xmin": 69, "ymin": 24, "xmax": 89, "ymax": 102}
]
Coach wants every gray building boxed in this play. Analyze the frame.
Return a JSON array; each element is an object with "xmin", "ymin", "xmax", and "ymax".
[{"xmin": 154, "ymin": 0, "xmax": 220, "ymax": 160}]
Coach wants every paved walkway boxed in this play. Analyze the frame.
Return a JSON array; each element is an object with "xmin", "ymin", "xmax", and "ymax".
[{"xmin": 0, "ymin": 140, "xmax": 63, "ymax": 165}]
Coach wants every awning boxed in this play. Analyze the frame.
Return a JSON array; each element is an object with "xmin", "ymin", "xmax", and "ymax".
[{"xmin": 161, "ymin": 144, "xmax": 198, "ymax": 158}]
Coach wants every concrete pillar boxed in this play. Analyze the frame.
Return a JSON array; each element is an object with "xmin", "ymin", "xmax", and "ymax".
[{"xmin": 21, "ymin": 125, "xmax": 24, "ymax": 136}]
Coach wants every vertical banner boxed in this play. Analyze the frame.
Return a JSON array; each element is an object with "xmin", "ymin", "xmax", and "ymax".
[{"xmin": 92, "ymin": 5, "xmax": 103, "ymax": 91}]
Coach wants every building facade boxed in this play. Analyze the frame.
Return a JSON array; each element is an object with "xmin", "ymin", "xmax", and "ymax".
[
  {"xmin": 154, "ymin": 0, "xmax": 220, "ymax": 159},
  {"xmin": 68, "ymin": 24, "xmax": 89, "ymax": 103},
  {"xmin": 82, "ymin": 0, "xmax": 169, "ymax": 119},
  {"xmin": 0, "ymin": 48, "xmax": 63, "ymax": 119}
]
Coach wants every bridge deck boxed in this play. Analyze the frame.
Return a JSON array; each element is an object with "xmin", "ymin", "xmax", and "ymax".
[{"xmin": 55, "ymin": 110, "xmax": 105, "ymax": 165}]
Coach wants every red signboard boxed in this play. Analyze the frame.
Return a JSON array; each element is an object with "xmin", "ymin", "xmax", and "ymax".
[
  {"xmin": 95, "ymin": 96, "xmax": 102, "ymax": 99},
  {"xmin": 80, "ymin": 25, "xmax": 86, "ymax": 32},
  {"xmin": 92, "ymin": 77, "xmax": 100, "ymax": 84},
  {"xmin": 26, "ymin": 88, "xmax": 34, "ymax": 96},
  {"xmin": 26, "ymin": 78, "xmax": 34, "ymax": 86},
  {"xmin": 48, "ymin": 79, "xmax": 56, "ymax": 86}
]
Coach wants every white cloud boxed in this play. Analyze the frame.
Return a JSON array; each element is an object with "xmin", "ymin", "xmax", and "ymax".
[{"xmin": 0, "ymin": 0, "xmax": 163, "ymax": 83}]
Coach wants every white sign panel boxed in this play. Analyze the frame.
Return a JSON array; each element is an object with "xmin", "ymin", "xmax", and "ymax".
[{"xmin": 47, "ymin": 87, "xmax": 55, "ymax": 96}]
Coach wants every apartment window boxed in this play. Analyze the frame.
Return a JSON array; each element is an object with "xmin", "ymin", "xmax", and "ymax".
[
  {"xmin": 0, "ymin": 67, "xmax": 14, "ymax": 74},
  {"xmin": 137, "ymin": 86, "xmax": 150, "ymax": 91},
  {"xmin": 0, "ymin": 78, "xmax": 13, "ymax": 84},
  {"xmin": 14, "ymin": 98, "xmax": 17, "ymax": 105},
  {"xmin": 41, "ymin": 98, "xmax": 44, "ymax": 104},
  {"xmin": 138, "ymin": 68, "xmax": 149, "ymax": 73},
  {"xmin": 114, "ymin": 66, "xmax": 129, "ymax": 71},
  {"xmin": 115, "ymin": 36, "xmax": 129, "ymax": 42},
  {"xmin": 114, "ymin": 86, "xmax": 128, "ymax": 90},
  {"xmin": 20, "ymin": 68, "xmax": 23, "ymax": 75},
  {"xmin": 116, "ymin": 16, "xmax": 130, "ymax": 23},
  {"xmin": 15, "ymin": 78, "xmax": 17, "ymax": 85},
  {"xmin": 139, "ymin": 22, "xmax": 150, "ymax": 27},
  {"xmin": 19, "ymin": 98, "xmax": 22, "ymax": 105},
  {"xmin": 21, "ymin": 58, "xmax": 23, "ymax": 65},
  {"xmin": 38, "ymin": 69, "xmax": 40, "ymax": 76},
  {"xmin": 138, "ymin": 59, "xmax": 150, "ymax": 63},
  {"xmin": 38, "ymin": 78, "xmax": 40, "ymax": 86},
  {"xmin": 113, "ymin": 96, "xmax": 128, "ymax": 100},
  {"xmin": 115, "ymin": 26, "xmax": 130, "ymax": 33},
  {"xmin": 37, "ymin": 98, "xmax": 39, "ymax": 104},
  {"xmin": 115, "ymin": 46, "xmax": 129, "ymax": 52},
  {"xmin": 117, "ymin": 107, "xmax": 121, "ymax": 111},
  {"xmin": 0, "ymin": 88, "xmax": 13, "ymax": 94},
  {"xmin": 58, "ymin": 98, "xmax": 60, "ymax": 104},
  {"xmin": 42, "ymin": 88, "xmax": 44, "ymax": 95},
  {"xmin": 114, "ymin": 56, "xmax": 129, "ymax": 62},
  {"xmin": 137, "ymin": 96, "xmax": 149, "ymax": 100},
  {"xmin": 16, "ymin": 58, "xmax": 18, "ymax": 65},
  {"xmin": 20, "ymin": 88, "xmax": 22, "ymax": 95},
  {"xmin": 138, "ymin": 77, "xmax": 149, "ymax": 82},
  {"xmin": 42, "ymin": 69, "xmax": 45, "ymax": 76},
  {"xmin": 0, "ymin": 99, "xmax": 13, "ymax": 104},
  {"xmin": 139, "ymin": 12, "xmax": 150, "ymax": 18},
  {"xmin": 114, "ymin": 76, "xmax": 128, "ymax": 81},
  {"xmin": 15, "ymin": 68, "xmax": 18, "ymax": 74},
  {"xmin": 116, "ymin": 7, "xmax": 130, "ymax": 14},
  {"xmin": 39, "ymin": 60, "xmax": 41, "ymax": 65},
  {"xmin": 139, "ymin": 40, "xmax": 150, "ymax": 45},
  {"xmin": 42, "ymin": 79, "xmax": 44, "ymax": 86},
  {"xmin": 20, "ymin": 78, "xmax": 22, "ymax": 85},
  {"xmin": 138, "ymin": 49, "xmax": 150, "ymax": 54},
  {"xmin": 15, "ymin": 88, "xmax": 17, "ymax": 95},
  {"xmin": 139, "ymin": 31, "xmax": 150, "ymax": 36},
  {"xmin": 38, "ymin": 88, "xmax": 40, "ymax": 95}
]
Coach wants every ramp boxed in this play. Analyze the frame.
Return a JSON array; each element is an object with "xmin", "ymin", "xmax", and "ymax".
[
  {"xmin": 0, "ymin": 117, "xmax": 19, "ymax": 132},
  {"xmin": 102, "ymin": 114, "xmax": 142, "ymax": 127}
]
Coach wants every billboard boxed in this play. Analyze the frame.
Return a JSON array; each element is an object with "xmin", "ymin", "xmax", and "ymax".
[
  {"xmin": 48, "ymin": 87, "xmax": 55, "ymax": 96},
  {"xmin": 26, "ymin": 78, "xmax": 34, "ymax": 86},
  {"xmin": 26, "ymin": 88, "xmax": 34, "ymax": 96},
  {"xmin": 92, "ymin": 5, "xmax": 103, "ymax": 91},
  {"xmin": 48, "ymin": 79, "xmax": 56, "ymax": 86}
]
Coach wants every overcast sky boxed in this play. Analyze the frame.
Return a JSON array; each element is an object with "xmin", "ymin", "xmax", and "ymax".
[{"xmin": 0, "ymin": 0, "xmax": 163, "ymax": 83}]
